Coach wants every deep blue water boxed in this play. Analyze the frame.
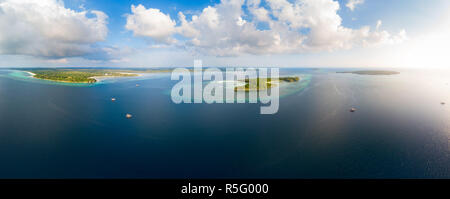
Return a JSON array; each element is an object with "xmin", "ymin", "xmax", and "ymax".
[{"xmin": 0, "ymin": 68, "xmax": 448, "ymax": 178}]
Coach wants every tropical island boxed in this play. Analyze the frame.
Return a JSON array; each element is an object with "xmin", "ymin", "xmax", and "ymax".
[
  {"xmin": 234, "ymin": 76, "xmax": 300, "ymax": 92},
  {"xmin": 25, "ymin": 69, "xmax": 173, "ymax": 83},
  {"xmin": 337, "ymin": 70, "xmax": 400, "ymax": 75}
]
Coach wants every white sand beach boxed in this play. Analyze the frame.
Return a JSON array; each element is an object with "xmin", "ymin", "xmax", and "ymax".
[{"xmin": 25, "ymin": 71, "xmax": 36, "ymax": 77}]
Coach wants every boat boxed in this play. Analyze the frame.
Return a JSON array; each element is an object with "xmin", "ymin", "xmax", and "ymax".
[
  {"xmin": 350, "ymin": 108, "xmax": 357, "ymax": 112},
  {"xmin": 126, "ymin": 114, "xmax": 133, "ymax": 118},
  {"xmin": 111, "ymin": 98, "xmax": 116, "ymax": 101}
]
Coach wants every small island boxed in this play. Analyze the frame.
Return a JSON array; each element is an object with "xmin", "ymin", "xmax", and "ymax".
[
  {"xmin": 26, "ymin": 69, "xmax": 140, "ymax": 83},
  {"xmin": 234, "ymin": 76, "xmax": 300, "ymax": 92},
  {"xmin": 24, "ymin": 69, "xmax": 178, "ymax": 83},
  {"xmin": 337, "ymin": 70, "xmax": 400, "ymax": 75}
]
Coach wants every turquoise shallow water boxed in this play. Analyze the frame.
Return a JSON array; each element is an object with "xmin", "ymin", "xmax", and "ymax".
[
  {"xmin": 0, "ymin": 68, "xmax": 448, "ymax": 178},
  {"xmin": 174, "ymin": 72, "xmax": 312, "ymax": 102}
]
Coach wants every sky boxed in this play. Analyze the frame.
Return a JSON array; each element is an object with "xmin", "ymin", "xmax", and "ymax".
[{"xmin": 0, "ymin": 0, "xmax": 449, "ymax": 68}]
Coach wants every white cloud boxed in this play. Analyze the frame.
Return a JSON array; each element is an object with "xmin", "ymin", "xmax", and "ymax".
[
  {"xmin": 376, "ymin": 20, "xmax": 382, "ymax": 30},
  {"xmin": 0, "ymin": 0, "xmax": 108, "ymax": 58},
  {"xmin": 126, "ymin": 0, "xmax": 406, "ymax": 56},
  {"xmin": 346, "ymin": 0, "xmax": 364, "ymax": 11},
  {"xmin": 125, "ymin": 5, "xmax": 177, "ymax": 44},
  {"xmin": 247, "ymin": 0, "xmax": 271, "ymax": 22}
]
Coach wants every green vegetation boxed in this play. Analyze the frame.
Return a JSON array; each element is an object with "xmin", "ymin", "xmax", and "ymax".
[
  {"xmin": 278, "ymin": 77, "xmax": 300, "ymax": 82},
  {"xmin": 25, "ymin": 68, "xmax": 208, "ymax": 83},
  {"xmin": 28, "ymin": 69, "xmax": 139, "ymax": 83},
  {"xmin": 337, "ymin": 70, "xmax": 400, "ymax": 75},
  {"xmin": 234, "ymin": 76, "xmax": 300, "ymax": 92}
]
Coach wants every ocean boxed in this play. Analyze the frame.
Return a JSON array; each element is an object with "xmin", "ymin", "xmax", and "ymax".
[{"xmin": 0, "ymin": 68, "xmax": 448, "ymax": 178}]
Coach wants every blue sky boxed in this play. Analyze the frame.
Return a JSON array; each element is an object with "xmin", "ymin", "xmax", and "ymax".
[{"xmin": 0, "ymin": 0, "xmax": 449, "ymax": 68}]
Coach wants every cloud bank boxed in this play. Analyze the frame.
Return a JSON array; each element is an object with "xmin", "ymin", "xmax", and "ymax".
[
  {"xmin": 0, "ymin": 0, "xmax": 108, "ymax": 58},
  {"xmin": 125, "ymin": 0, "xmax": 406, "ymax": 57},
  {"xmin": 125, "ymin": 5, "xmax": 177, "ymax": 44}
]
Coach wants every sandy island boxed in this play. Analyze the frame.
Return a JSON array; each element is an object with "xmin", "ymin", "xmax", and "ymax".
[{"xmin": 24, "ymin": 70, "xmax": 142, "ymax": 83}]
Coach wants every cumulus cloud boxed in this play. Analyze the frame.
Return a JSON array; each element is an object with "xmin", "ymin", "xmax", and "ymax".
[
  {"xmin": 125, "ymin": 5, "xmax": 177, "ymax": 44},
  {"xmin": 346, "ymin": 0, "xmax": 364, "ymax": 11},
  {"xmin": 0, "ymin": 0, "xmax": 108, "ymax": 58},
  {"xmin": 125, "ymin": 0, "xmax": 406, "ymax": 56}
]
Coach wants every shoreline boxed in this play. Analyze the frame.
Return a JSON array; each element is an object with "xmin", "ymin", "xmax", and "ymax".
[
  {"xmin": 91, "ymin": 73, "xmax": 143, "ymax": 82},
  {"xmin": 24, "ymin": 71, "xmax": 89, "ymax": 83},
  {"xmin": 23, "ymin": 70, "xmax": 142, "ymax": 84}
]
